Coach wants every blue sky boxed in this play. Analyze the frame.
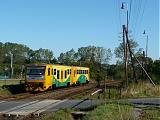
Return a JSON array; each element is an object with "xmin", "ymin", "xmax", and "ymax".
[{"xmin": 0, "ymin": 0, "xmax": 159, "ymax": 63}]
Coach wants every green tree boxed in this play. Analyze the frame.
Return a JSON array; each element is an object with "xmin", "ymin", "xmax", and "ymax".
[
  {"xmin": 77, "ymin": 46, "xmax": 112, "ymax": 64},
  {"xmin": 114, "ymin": 39, "xmax": 139, "ymax": 60},
  {"xmin": 3, "ymin": 42, "xmax": 30, "ymax": 64},
  {"xmin": 30, "ymin": 48, "xmax": 54, "ymax": 63},
  {"xmin": 58, "ymin": 49, "xmax": 76, "ymax": 65}
]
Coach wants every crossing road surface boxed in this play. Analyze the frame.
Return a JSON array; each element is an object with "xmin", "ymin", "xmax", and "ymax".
[
  {"xmin": 0, "ymin": 99, "xmax": 101, "ymax": 116},
  {"xmin": 0, "ymin": 98, "xmax": 159, "ymax": 116}
]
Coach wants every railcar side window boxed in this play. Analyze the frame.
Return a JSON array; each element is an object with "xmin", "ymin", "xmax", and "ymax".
[
  {"xmin": 67, "ymin": 69, "xmax": 69, "ymax": 74},
  {"xmin": 70, "ymin": 69, "xmax": 71, "ymax": 74},
  {"xmin": 87, "ymin": 70, "xmax": 88, "ymax": 74},
  {"xmin": 48, "ymin": 68, "xmax": 50, "ymax": 76},
  {"xmin": 51, "ymin": 68, "xmax": 53, "ymax": 75},
  {"xmin": 54, "ymin": 69, "xmax": 56, "ymax": 75},
  {"xmin": 57, "ymin": 70, "xmax": 60, "ymax": 79},
  {"xmin": 61, "ymin": 71, "xmax": 63, "ymax": 79},
  {"xmin": 65, "ymin": 70, "xmax": 67, "ymax": 79}
]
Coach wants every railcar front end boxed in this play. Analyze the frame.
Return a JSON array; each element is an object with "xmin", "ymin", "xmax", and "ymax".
[{"xmin": 25, "ymin": 65, "xmax": 51, "ymax": 92}]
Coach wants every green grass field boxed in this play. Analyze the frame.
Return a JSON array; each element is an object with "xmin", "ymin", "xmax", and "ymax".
[{"xmin": 0, "ymin": 79, "xmax": 23, "ymax": 87}]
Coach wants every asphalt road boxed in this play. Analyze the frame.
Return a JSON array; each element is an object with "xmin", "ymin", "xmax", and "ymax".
[{"xmin": 0, "ymin": 98, "xmax": 159, "ymax": 116}]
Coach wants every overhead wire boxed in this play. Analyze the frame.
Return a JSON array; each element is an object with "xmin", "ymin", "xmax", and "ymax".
[
  {"xmin": 128, "ymin": 0, "xmax": 132, "ymax": 25},
  {"xmin": 116, "ymin": 0, "xmax": 123, "ymax": 41},
  {"xmin": 133, "ymin": 0, "xmax": 148, "ymax": 42},
  {"xmin": 118, "ymin": 0, "xmax": 122, "ymax": 29},
  {"xmin": 130, "ymin": 0, "xmax": 143, "ymax": 41}
]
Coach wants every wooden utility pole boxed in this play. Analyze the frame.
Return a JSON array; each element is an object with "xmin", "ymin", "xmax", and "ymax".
[
  {"xmin": 124, "ymin": 26, "xmax": 137, "ymax": 82},
  {"xmin": 123, "ymin": 25, "xmax": 128, "ymax": 87},
  {"xmin": 128, "ymin": 49, "xmax": 156, "ymax": 87}
]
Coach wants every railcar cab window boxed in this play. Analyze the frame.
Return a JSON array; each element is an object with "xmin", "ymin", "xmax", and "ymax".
[
  {"xmin": 27, "ymin": 67, "xmax": 45, "ymax": 75},
  {"xmin": 48, "ymin": 68, "xmax": 50, "ymax": 76}
]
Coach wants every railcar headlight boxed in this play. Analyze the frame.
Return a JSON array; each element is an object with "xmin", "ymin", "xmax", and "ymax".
[{"xmin": 26, "ymin": 75, "xmax": 29, "ymax": 79}]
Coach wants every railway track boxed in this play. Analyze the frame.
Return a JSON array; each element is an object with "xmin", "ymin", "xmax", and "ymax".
[
  {"xmin": 0, "ymin": 80, "xmax": 123, "ymax": 101},
  {"xmin": 0, "ymin": 82, "xmax": 97, "ymax": 101},
  {"xmin": 25, "ymin": 82, "xmax": 98, "ymax": 100}
]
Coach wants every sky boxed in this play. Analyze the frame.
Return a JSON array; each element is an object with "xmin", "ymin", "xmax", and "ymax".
[{"xmin": 0, "ymin": 0, "xmax": 159, "ymax": 63}]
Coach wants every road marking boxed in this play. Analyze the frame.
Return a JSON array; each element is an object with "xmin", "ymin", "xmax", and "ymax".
[
  {"xmin": 0, "ymin": 101, "xmax": 5, "ymax": 104},
  {"xmin": 6, "ymin": 99, "xmax": 62, "ymax": 116},
  {"xmin": 2, "ymin": 100, "xmax": 39, "ymax": 114},
  {"xmin": 33, "ymin": 99, "xmax": 68, "ymax": 115}
]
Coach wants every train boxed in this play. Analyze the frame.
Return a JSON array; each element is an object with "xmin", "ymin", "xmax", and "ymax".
[{"xmin": 25, "ymin": 64, "xmax": 90, "ymax": 92}]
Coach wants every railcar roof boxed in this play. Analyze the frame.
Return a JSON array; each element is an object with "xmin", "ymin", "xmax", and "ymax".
[{"xmin": 26, "ymin": 64, "xmax": 89, "ymax": 68}]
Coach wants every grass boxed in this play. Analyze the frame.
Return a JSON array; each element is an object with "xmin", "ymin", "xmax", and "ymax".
[
  {"xmin": 141, "ymin": 107, "xmax": 160, "ymax": 120},
  {"xmin": 42, "ymin": 104, "xmax": 160, "ymax": 120},
  {"xmin": 122, "ymin": 82, "xmax": 160, "ymax": 98},
  {"xmin": 43, "ymin": 109, "xmax": 74, "ymax": 120},
  {"xmin": 83, "ymin": 103, "xmax": 137, "ymax": 120},
  {"xmin": 43, "ymin": 104, "xmax": 138, "ymax": 120},
  {"xmin": 0, "ymin": 87, "xmax": 11, "ymax": 96},
  {"xmin": 73, "ymin": 82, "xmax": 160, "ymax": 100},
  {"xmin": 0, "ymin": 79, "xmax": 22, "ymax": 86}
]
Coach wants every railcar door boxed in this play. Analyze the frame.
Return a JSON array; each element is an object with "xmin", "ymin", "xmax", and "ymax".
[
  {"xmin": 71, "ymin": 67, "xmax": 77, "ymax": 85},
  {"xmin": 45, "ymin": 65, "xmax": 52, "ymax": 90}
]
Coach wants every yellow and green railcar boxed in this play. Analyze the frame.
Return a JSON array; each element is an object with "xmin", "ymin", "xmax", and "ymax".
[{"xmin": 25, "ymin": 64, "xmax": 90, "ymax": 92}]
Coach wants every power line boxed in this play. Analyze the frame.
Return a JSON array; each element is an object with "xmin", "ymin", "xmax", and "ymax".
[
  {"xmin": 128, "ymin": 0, "xmax": 132, "ymax": 25},
  {"xmin": 118, "ymin": 0, "xmax": 122, "ymax": 29}
]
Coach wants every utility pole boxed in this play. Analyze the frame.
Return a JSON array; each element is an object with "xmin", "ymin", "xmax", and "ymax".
[
  {"xmin": 121, "ymin": 2, "xmax": 137, "ymax": 84},
  {"xmin": 143, "ymin": 30, "xmax": 148, "ymax": 59},
  {"xmin": 121, "ymin": 3, "xmax": 129, "ymax": 87},
  {"xmin": 146, "ymin": 35, "xmax": 148, "ymax": 59},
  {"xmin": 123, "ymin": 25, "xmax": 128, "ymax": 87},
  {"xmin": 10, "ymin": 53, "xmax": 13, "ymax": 79}
]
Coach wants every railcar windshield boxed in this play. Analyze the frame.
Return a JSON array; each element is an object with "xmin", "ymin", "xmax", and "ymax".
[{"xmin": 27, "ymin": 67, "xmax": 46, "ymax": 75}]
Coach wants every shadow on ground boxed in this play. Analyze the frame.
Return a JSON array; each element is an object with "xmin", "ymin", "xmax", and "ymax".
[{"xmin": 2, "ymin": 84, "xmax": 26, "ymax": 94}]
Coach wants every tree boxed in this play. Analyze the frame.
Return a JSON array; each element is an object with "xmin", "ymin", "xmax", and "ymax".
[
  {"xmin": 30, "ymin": 48, "xmax": 54, "ymax": 63},
  {"xmin": 114, "ymin": 39, "xmax": 139, "ymax": 61},
  {"xmin": 3, "ymin": 42, "xmax": 30, "ymax": 64},
  {"xmin": 0, "ymin": 42, "xmax": 5, "ymax": 63},
  {"xmin": 77, "ymin": 46, "xmax": 112, "ymax": 64},
  {"xmin": 58, "ymin": 49, "xmax": 76, "ymax": 65}
]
